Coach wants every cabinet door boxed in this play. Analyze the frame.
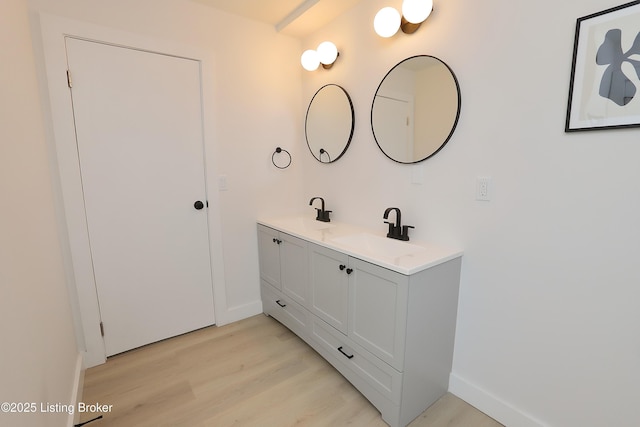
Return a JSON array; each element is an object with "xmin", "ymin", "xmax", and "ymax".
[
  {"xmin": 349, "ymin": 257, "xmax": 408, "ymax": 371},
  {"xmin": 309, "ymin": 244, "xmax": 349, "ymax": 334},
  {"xmin": 257, "ymin": 225, "xmax": 281, "ymax": 290},
  {"xmin": 280, "ymin": 233, "xmax": 309, "ymax": 307}
]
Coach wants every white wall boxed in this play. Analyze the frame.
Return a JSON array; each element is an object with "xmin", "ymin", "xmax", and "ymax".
[
  {"xmin": 28, "ymin": 0, "xmax": 305, "ymax": 328},
  {"xmin": 0, "ymin": 1, "xmax": 79, "ymax": 426},
  {"xmin": 301, "ymin": 0, "xmax": 640, "ymax": 426},
  {"xmin": 18, "ymin": 0, "xmax": 640, "ymax": 425}
]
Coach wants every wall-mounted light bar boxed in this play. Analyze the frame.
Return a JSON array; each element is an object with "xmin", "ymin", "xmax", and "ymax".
[
  {"xmin": 301, "ymin": 41, "xmax": 339, "ymax": 71},
  {"xmin": 374, "ymin": 0, "xmax": 433, "ymax": 38}
]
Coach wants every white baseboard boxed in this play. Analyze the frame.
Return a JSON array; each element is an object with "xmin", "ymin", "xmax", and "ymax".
[
  {"xmin": 67, "ymin": 352, "xmax": 85, "ymax": 427},
  {"xmin": 449, "ymin": 372, "xmax": 548, "ymax": 427},
  {"xmin": 216, "ymin": 300, "xmax": 263, "ymax": 326}
]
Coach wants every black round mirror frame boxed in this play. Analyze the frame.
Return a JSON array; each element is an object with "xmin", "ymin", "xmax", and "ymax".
[
  {"xmin": 371, "ymin": 55, "xmax": 462, "ymax": 164},
  {"xmin": 305, "ymin": 84, "xmax": 355, "ymax": 164}
]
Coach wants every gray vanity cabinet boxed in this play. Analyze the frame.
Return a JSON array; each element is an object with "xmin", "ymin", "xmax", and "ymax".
[{"xmin": 258, "ymin": 222, "xmax": 462, "ymax": 427}]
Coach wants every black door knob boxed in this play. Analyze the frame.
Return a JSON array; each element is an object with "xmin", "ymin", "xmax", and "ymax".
[{"xmin": 194, "ymin": 201, "xmax": 204, "ymax": 210}]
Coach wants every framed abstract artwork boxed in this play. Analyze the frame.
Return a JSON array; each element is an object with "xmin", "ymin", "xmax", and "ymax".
[{"xmin": 566, "ymin": 1, "xmax": 640, "ymax": 131}]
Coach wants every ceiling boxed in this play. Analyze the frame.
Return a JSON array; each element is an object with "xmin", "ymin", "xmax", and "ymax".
[{"xmin": 191, "ymin": 0, "xmax": 362, "ymax": 38}]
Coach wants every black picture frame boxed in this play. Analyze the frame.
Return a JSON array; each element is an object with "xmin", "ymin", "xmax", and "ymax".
[{"xmin": 565, "ymin": 1, "xmax": 640, "ymax": 132}]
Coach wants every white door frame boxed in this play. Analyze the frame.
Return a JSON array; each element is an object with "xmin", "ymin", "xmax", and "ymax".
[{"xmin": 39, "ymin": 13, "xmax": 229, "ymax": 367}]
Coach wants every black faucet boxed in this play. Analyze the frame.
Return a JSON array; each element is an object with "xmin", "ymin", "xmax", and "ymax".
[
  {"xmin": 383, "ymin": 207, "xmax": 414, "ymax": 241},
  {"xmin": 309, "ymin": 197, "xmax": 332, "ymax": 222}
]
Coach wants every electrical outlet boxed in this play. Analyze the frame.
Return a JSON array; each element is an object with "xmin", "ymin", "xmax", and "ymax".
[{"xmin": 476, "ymin": 177, "xmax": 491, "ymax": 201}]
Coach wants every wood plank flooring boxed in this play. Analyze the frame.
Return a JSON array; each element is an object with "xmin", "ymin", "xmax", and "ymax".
[{"xmin": 79, "ymin": 314, "xmax": 503, "ymax": 427}]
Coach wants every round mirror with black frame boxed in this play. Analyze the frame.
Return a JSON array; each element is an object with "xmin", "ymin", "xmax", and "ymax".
[
  {"xmin": 371, "ymin": 55, "xmax": 461, "ymax": 164},
  {"xmin": 305, "ymin": 84, "xmax": 355, "ymax": 163}
]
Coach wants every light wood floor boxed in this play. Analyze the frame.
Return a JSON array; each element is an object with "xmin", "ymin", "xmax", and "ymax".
[{"xmin": 80, "ymin": 314, "xmax": 503, "ymax": 427}]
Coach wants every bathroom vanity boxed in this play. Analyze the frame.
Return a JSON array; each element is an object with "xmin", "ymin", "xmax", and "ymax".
[{"xmin": 257, "ymin": 216, "xmax": 462, "ymax": 427}]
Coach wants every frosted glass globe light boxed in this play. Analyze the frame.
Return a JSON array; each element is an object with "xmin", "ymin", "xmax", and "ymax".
[
  {"xmin": 374, "ymin": 7, "xmax": 401, "ymax": 38},
  {"xmin": 402, "ymin": 0, "xmax": 433, "ymax": 24},
  {"xmin": 301, "ymin": 49, "xmax": 320, "ymax": 71},
  {"xmin": 317, "ymin": 41, "xmax": 338, "ymax": 65}
]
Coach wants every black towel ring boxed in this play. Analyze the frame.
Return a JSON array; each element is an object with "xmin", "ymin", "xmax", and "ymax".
[{"xmin": 272, "ymin": 147, "xmax": 292, "ymax": 169}]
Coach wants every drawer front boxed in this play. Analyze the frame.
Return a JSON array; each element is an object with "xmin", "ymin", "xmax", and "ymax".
[
  {"xmin": 261, "ymin": 281, "xmax": 310, "ymax": 339},
  {"xmin": 310, "ymin": 316, "xmax": 402, "ymax": 404}
]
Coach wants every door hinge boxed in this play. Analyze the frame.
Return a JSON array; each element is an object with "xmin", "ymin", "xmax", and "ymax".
[
  {"xmin": 99, "ymin": 322, "xmax": 104, "ymax": 337},
  {"xmin": 66, "ymin": 70, "xmax": 73, "ymax": 88}
]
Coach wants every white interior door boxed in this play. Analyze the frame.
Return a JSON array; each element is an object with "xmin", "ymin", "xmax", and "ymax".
[
  {"xmin": 373, "ymin": 95, "xmax": 412, "ymax": 162},
  {"xmin": 65, "ymin": 37, "xmax": 215, "ymax": 356}
]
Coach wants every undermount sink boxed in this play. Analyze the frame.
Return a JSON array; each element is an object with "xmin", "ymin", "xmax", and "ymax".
[
  {"xmin": 331, "ymin": 233, "xmax": 426, "ymax": 259},
  {"xmin": 297, "ymin": 217, "xmax": 335, "ymax": 230},
  {"xmin": 272, "ymin": 216, "xmax": 335, "ymax": 231}
]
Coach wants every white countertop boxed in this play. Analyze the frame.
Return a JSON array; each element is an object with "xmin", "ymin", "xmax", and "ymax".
[{"xmin": 257, "ymin": 215, "xmax": 463, "ymax": 275}]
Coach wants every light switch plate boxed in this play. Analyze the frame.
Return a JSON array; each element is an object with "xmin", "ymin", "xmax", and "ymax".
[{"xmin": 218, "ymin": 175, "xmax": 228, "ymax": 191}]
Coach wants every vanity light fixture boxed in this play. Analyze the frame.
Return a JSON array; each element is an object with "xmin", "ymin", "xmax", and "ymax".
[
  {"xmin": 301, "ymin": 41, "xmax": 339, "ymax": 71},
  {"xmin": 374, "ymin": 7, "xmax": 401, "ymax": 38},
  {"xmin": 374, "ymin": 0, "xmax": 433, "ymax": 37}
]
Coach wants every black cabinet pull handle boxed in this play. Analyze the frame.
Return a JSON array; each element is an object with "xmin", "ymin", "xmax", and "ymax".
[
  {"xmin": 272, "ymin": 238, "xmax": 282, "ymax": 244},
  {"xmin": 346, "ymin": 268, "xmax": 353, "ymax": 275},
  {"xmin": 194, "ymin": 200, "xmax": 204, "ymax": 210},
  {"xmin": 339, "ymin": 264, "xmax": 346, "ymax": 271},
  {"xmin": 338, "ymin": 346, "xmax": 354, "ymax": 359},
  {"xmin": 276, "ymin": 300, "xmax": 286, "ymax": 308}
]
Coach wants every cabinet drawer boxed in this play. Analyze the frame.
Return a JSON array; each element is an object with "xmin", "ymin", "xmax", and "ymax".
[
  {"xmin": 261, "ymin": 281, "xmax": 310, "ymax": 339},
  {"xmin": 310, "ymin": 316, "xmax": 402, "ymax": 404}
]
